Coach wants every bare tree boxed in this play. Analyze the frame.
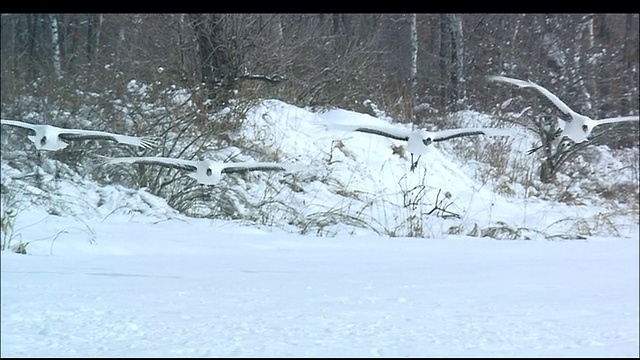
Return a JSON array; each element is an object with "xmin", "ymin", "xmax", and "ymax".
[
  {"xmin": 50, "ymin": 14, "xmax": 62, "ymax": 79},
  {"xmin": 439, "ymin": 14, "xmax": 449, "ymax": 110},
  {"xmin": 622, "ymin": 14, "xmax": 639, "ymax": 117},
  {"xmin": 86, "ymin": 14, "xmax": 100, "ymax": 62},
  {"xmin": 188, "ymin": 14, "xmax": 235, "ymax": 101},
  {"xmin": 409, "ymin": 13, "xmax": 418, "ymax": 111},
  {"xmin": 26, "ymin": 14, "xmax": 39, "ymax": 83},
  {"xmin": 437, "ymin": 14, "xmax": 466, "ymax": 112},
  {"xmin": 449, "ymin": 14, "xmax": 465, "ymax": 111}
]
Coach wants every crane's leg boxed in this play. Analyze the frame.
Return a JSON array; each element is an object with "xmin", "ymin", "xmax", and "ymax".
[{"xmin": 410, "ymin": 154, "xmax": 421, "ymax": 172}]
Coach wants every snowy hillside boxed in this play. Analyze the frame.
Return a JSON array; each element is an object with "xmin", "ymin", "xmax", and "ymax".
[{"xmin": 1, "ymin": 98, "xmax": 638, "ymax": 241}]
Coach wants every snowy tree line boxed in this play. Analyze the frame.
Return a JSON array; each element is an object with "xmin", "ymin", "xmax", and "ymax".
[{"xmin": 2, "ymin": 14, "xmax": 637, "ymax": 111}]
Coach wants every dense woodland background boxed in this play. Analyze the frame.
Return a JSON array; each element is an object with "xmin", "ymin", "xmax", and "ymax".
[{"xmin": 1, "ymin": 14, "xmax": 639, "ymax": 186}]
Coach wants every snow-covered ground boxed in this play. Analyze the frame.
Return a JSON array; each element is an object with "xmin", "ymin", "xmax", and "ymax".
[
  {"xmin": 1, "ymin": 97, "xmax": 639, "ymax": 357},
  {"xmin": 1, "ymin": 211, "xmax": 638, "ymax": 357}
]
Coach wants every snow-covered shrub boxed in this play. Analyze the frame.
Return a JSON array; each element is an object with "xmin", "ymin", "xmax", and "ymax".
[
  {"xmin": 2, "ymin": 80, "xmax": 637, "ymax": 240},
  {"xmin": 1, "ymin": 183, "xmax": 26, "ymax": 254}
]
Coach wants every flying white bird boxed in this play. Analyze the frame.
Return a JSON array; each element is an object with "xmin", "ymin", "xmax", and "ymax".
[
  {"xmin": 0, "ymin": 119, "xmax": 158, "ymax": 151},
  {"xmin": 103, "ymin": 156, "xmax": 291, "ymax": 185},
  {"xmin": 332, "ymin": 123, "xmax": 515, "ymax": 171},
  {"xmin": 487, "ymin": 75, "xmax": 640, "ymax": 153}
]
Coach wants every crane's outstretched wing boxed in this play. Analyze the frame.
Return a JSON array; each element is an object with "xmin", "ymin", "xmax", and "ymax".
[
  {"xmin": 326, "ymin": 122, "xmax": 411, "ymax": 142},
  {"xmin": 58, "ymin": 128, "xmax": 158, "ymax": 149},
  {"xmin": 1, "ymin": 119, "xmax": 38, "ymax": 135},
  {"xmin": 353, "ymin": 127, "xmax": 410, "ymax": 141},
  {"xmin": 487, "ymin": 75, "xmax": 578, "ymax": 121},
  {"xmin": 432, "ymin": 127, "xmax": 515, "ymax": 142},
  {"xmin": 105, "ymin": 156, "xmax": 198, "ymax": 172},
  {"xmin": 333, "ymin": 123, "xmax": 418, "ymax": 142},
  {"xmin": 221, "ymin": 162, "xmax": 289, "ymax": 174},
  {"xmin": 595, "ymin": 116, "xmax": 639, "ymax": 126}
]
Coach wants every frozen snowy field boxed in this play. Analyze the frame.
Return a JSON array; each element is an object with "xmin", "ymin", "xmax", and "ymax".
[{"xmin": 1, "ymin": 211, "xmax": 638, "ymax": 357}]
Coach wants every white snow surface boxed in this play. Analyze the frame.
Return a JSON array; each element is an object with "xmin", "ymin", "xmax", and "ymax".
[
  {"xmin": 1, "ymin": 98, "xmax": 639, "ymax": 357},
  {"xmin": 1, "ymin": 212, "xmax": 638, "ymax": 357}
]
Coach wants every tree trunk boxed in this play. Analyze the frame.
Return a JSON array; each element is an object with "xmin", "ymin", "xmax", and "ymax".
[
  {"xmin": 439, "ymin": 14, "xmax": 449, "ymax": 110},
  {"xmin": 539, "ymin": 158, "xmax": 556, "ymax": 183},
  {"xmin": 87, "ymin": 15, "xmax": 94, "ymax": 62},
  {"xmin": 438, "ymin": 14, "xmax": 465, "ymax": 111},
  {"xmin": 587, "ymin": 15, "xmax": 595, "ymax": 49},
  {"xmin": 67, "ymin": 16, "xmax": 80, "ymax": 67},
  {"xmin": 50, "ymin": 14, "xmax": 62, "ymax": 79},
  {"xmin": 11, "ymin": 15, "xmax": 26, "ymax": 77},
  {"xmin": 409, "ymin": 14, "xmax": 418, "ymax": 109},
  {"xmin": 189, "ymin": 14, "xmax": 234, "ymax": 101},
  {"xmin": 623, "ymin": 14, "xmax": 639, "ymax": 115},
  {"xmin": 448, "ymin": 14, "xmax": 464, "ymax": 111},
  {"xmin": 94, "ymin": 14, "xmax": 104, "ymax": 60},
  {"xmin": 274, "ymin": 14, "xmax": 283, "ymax": 43},
  {"xmin": 596, "ymin": 14, "xmax": 609, "ymax": 41},
  {"xmin": 332, "ymin": 14, "xmax": 341, "ymax": 35},
  {"xmin": 86, "ymin": 14, "xmax": 103, "ymax": 63},
  {"xmin": 176, "ymin": 14, "xmax": 189, "ymax": 80},
  {"xmin": 572, "ymin": 16, "xmax": 589, "ymax": 113},
  {"xmin": 27, "ymin": 14, "xmax": 38, "ymax": 82}
]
